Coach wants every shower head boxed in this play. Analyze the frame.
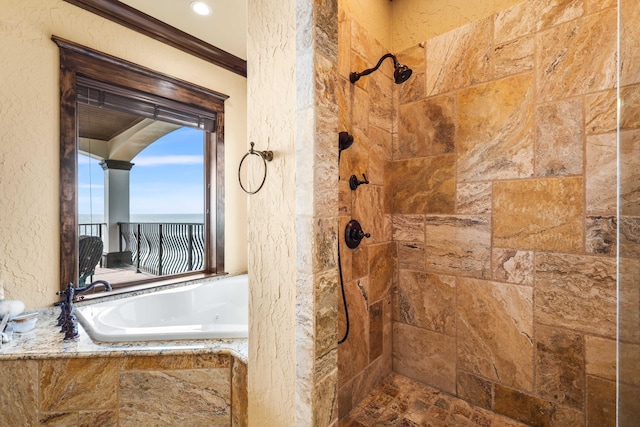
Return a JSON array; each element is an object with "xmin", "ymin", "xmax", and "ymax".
[
  {"xmin": 349, "ymin": 53, "xmax": 413, "ymax": 85},
  {"xmin": 339, "ymin": 131, "xmax": 354, "ymax": 152}
]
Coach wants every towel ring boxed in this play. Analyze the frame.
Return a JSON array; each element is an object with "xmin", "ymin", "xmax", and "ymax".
[{"xmin": 238, "ymin": 142, "xmax": 273, "ymax": 194}]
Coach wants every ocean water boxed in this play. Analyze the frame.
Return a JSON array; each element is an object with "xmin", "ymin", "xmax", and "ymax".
[{"xmin": 78, "ymin": 213, "xmax": 204, "ymax": 224}]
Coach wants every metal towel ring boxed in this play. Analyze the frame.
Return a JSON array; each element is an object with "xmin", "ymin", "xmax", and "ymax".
[{"xmin": 238, "ymin": 142, "xmax": 273, "ymax": 194}]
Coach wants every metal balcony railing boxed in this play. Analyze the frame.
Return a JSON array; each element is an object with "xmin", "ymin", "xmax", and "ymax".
[
  {"xmin": 118, "ymin": 222, "xmax": 204, "ymax": 276},
  {"xmin": 79, "ymin": 223, "xmax": 106, "ymax": 267}
]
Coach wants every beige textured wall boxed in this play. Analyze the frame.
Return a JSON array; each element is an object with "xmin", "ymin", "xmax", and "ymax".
[
  {"xmin": 246, "ymin": 0, "xmax": 297, "ymax": 424},
  {"xmin": 391, "ymin": 0, "xmax": 525, "ymax": 51},
  {"xmin": 0, "ymin": 0, "xmax": 247, "ymax": 310},
  {"xmin": 340, "ymin": 0, "xmax": 393, "ymax": 50}
]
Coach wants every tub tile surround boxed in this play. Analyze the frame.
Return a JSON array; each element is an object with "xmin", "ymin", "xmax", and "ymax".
[
  {"xmin": 372, "ymin": 0, "xmax": 634, "ymax": 425},
  {"xmin": 0, "ymin": 311, "xmax": 248, "ymax": 426}
]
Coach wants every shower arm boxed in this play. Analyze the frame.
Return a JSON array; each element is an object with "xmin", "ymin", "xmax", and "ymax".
[{"xmin": 350, "ymin": 53, "xmax": 397, "ymax": 83}]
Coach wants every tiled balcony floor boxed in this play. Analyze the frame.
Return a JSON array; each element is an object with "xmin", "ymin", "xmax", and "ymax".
[{"xmin": 339, "ymin": 374, "xmax": 526, "ymax": 427}]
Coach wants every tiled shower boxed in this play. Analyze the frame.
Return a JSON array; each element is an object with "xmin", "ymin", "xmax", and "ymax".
[{"xmin": 336, "ymin": 0, "xmax": 639, "ymax": 425}]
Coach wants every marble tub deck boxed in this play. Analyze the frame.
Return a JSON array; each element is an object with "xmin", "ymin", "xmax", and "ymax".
[{"xmin": 0, "ymin": 308, "xmax": 248, "ymax": 362}]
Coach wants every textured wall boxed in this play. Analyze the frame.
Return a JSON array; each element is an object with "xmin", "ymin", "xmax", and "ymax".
[
  {"xmin": 391, "ymin": 0, "xmax": 524, "ymax": 52},
  {"xmin": 0, "ymin": 0, "xmax": 247, "ymax": 310},
  {"xmin": 338, "ymin": 0, "xmax": 392, "ymax": 52},
  {"xmin": 390, "ymin": 1, "xmax": 629, "ymax": 425}
]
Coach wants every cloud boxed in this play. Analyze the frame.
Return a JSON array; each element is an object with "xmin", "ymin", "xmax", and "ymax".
[{"xmin": 134, "ymin": 155, "xmax": 203, "ymax": 167}]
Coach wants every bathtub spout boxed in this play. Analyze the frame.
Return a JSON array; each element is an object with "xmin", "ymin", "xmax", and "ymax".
[{"xmin": 76, "ymin": 280, "xmax": 112, "ymax": 295}]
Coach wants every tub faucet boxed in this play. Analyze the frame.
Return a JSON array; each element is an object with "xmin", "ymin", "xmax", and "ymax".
[{"xmin": 76, "ymin": 280, "xmax": 112, "ymax": 295}]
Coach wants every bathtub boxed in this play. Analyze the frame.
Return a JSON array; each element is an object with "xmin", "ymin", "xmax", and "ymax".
[{"xmin": 75, "ymin": 274, "xmax": 248, "ymax": 342}]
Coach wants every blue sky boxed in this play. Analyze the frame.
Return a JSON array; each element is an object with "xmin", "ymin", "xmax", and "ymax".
[{"xmin": 78, "ymin": 127, "xmax": 204, "ymax": 215}]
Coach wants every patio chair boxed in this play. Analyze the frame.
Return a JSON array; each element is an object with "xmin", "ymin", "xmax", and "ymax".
[{"xmin": 78, "ymin": 235, "xmax": 111, "ymax": 292}]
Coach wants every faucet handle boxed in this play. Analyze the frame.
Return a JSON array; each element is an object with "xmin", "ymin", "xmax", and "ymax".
[{"xmin": 349, "ymin": 174, "xmax": 369, "ymax": 190}]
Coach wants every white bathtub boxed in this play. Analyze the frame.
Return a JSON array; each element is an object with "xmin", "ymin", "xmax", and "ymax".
[{"xmin": 75, "ymin": 274, "xmax": 248, "ymax": 342}]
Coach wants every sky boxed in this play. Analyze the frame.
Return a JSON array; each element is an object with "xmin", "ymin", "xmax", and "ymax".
[{"xmin": 78, "ymin": 126, "xmax": 204, "ymax": 216}]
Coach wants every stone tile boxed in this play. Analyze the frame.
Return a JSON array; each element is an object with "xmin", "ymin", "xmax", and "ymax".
[
  {"xmin": 537, "ymin": 8, "xmax": 617, "ymax": 102},
  {"xmin": 494, "ymin": 177, "xmax": 583, "ymax": 252},
  {"xmin": 493, "ymin": 35, "xmax": 534, "ymax": 79},
  {"xmin": 622, "ymin": 84, "xmax": 640, "ymax": 130},
  {"xmin": 426, "ymin": 17, "xmax": 492, "ymax": 96},
  {"xmin": 456, "ymin": 182, "xmax": 492, "ymax": 215},
  {"xmin": 369, "ymin": 301, "xmax": 383, "ymax": 361},
  {"xmin": 586, "ymin": 133, "xmax": 617, "ymax": 215},
  {"xmin": 620, "ymin": 216, "xmax": 640, "ymax": 259},
  {"xmin": 339, "ymin": 127, "xmax": 368, "ymax": 181},
  {"xmin": 366, "ymin": 126, "xmax": 391, "ymax": 186},
  {"xmin": 316, "ymin": 369, "xmax": 339, "ymax": 427},
  {"xmin": 586, "ymin": 216, "xmax": 617, "ymax": 256},
  {"xmin": 494, "ymin": 0, "xmax": 586, "ymax": 44},
  {"xmin": 40, "ymin": 358, "xmax": 118, "ymax": 412},
  {"xmin": 619, "ymin": 383, "xmax": 640, "ymax": 427},
  {"xmin": 619, "ymin": 258, "xmax": 640, "ymax": 344},
  {"xmin": 457, "ymin": 73, "xmax": 534, "ymax": 182},
  {"xmin": 39, "ymin": 412, "xmax": 78, "ymax": 426},
  {"xmin": 337, "ymin": 10, "xmax": 351, "ymax": 81},
  {"xmin": 337, "ymin": 77, "xmax": 352, "ymax": 133},
  {"xmin": 425, "ymin": 215, "xmax": 491, "ymax": 279},
  {"xmin": 397, "ymin": 270, "xmax": 456, "ymax": 336},
  {"xmin": 338, "ymin": 278, "xmax": 369, "ymax": 383},
  {"xmin": 353, "ymin": 185, "xmax": 389, "ymax": 245},
  {"xmin": 349, "ymin": 355, "xmax": 393, "ymax": 416},
  {"xmin": 585, "ymin": 336, "xmax": 616, "ymax": 381},
  {"xmin": 316, "ymin": 269, "xmax": 339, "ymax": 358},
  {"xmin": 392, "ymin": 322, "xmax": 456, "ymax": 394},
  {"xmin": 494, "ymin": 385, "xmax": 584, "ymax": 427},
  {"xmin": 349, "ymin": 19, "xmax": 384, "ymax": 74},
  {"xmin": 457, "ymin": 278, "xmax": 534, "ymax": 391},
  {"xmin": 398, "ymin": 72, "xmax": 425, "ymax": 105},
  {"xmin": 0, "ymin": 360, "xmax": 38, "ymax": 426},
  {"xmin": 369, "ymin": 243, "xmax": 393, "ymax": 303},
  {"xmin": 586, "ymin": 376, "xmax": 616, "ymax": 427},
  {"xmin": 388, "ymin": 155, "xmax": 455, "ymax": 214},
  {"xmin": 621, "ymin": 0, "xmax": 640, "ymax": 86},
  {"xmin": 535, "ymin": 252, "xmax": 617, "ymax": 338},
  {"xmin": 339, "ymin": 180, "xmax": 351, "ymax": 216},
  {"xmin": 492, "ymin": 248, "xmax": 534, "ymax": 285},
  {"xmin": 457, "ymin": 371, "xmax": 492, "ymax": 409},
  {"xmin": 396, "ymin": 94, "xmax": 456, "ymax": 160},
  {"xmin": 231, "ymin": 358, "xmax": 248, "ymax": 427},
  {"xmin": 314, "ymin": 0, "xmax": 337, "ymax": 59},
  {"xmin": 121, "ymin": 354, "xmax": 230, "ymax": 371},
  {"xmin": 586, "ymin": 0, "xmax": 617, "ymax": 13},
  {"xmin": 620, "ymin": 130, "xmax": 640, "ymax": 216},
  {"xmin": 314, "ymin": 217, "xmax": 338, "ymax": 272},
  {"xmin": 535, "ymin": 324, "xmax": 585, "ymax": 409},
  {"xmin": 585, "ymin": 90, "xmax": 617, "ymax": 135},
  {"xmin": 338, "ymin": 377, "xmax": 355, "ymax": 420},
  {"xmin": 78, "ymin": 411, "xmax": 117, "ymax": 427},
  {"xmin": 351, "ymin": 245, "xmax": 368, "ymax": 280},
  {"xmin": 368, "ymin": 70, "xmax": 393, "ymax": 133},
  {"xmin": 392, "ymin": 215, "xmax": 424, "ymax": 242},
  {"xmin": 535, "ymin": 98, "xmax": 583, "ymax": 176},
  {"xmin": 620, "ymin": 341, "xmax": 640, "ymax": 387},
  {"xmin": 119, "ymin": 368, "xmax": 230, "ymax": 425}
]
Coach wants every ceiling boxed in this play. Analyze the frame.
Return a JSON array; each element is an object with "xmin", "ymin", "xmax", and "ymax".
[{"xmin": 119, "ymin": 0, "xmax": 248, "ymax": 60}]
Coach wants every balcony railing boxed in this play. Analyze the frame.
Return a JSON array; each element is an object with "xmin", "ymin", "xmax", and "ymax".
[
  {"xmin": 118, "ymin": 222, "xmax": 204, "ymax": 276},
  {"xmin": 79, "ymin": 223, "xmax": 106, "ymax": 268}
]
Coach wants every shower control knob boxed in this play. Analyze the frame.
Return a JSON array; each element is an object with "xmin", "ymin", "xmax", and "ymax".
[
  {"xmin": 345, "ymin": 219, "xmax": 370, "ymax": 249},
  {"xmin": 349, "ymin": 174, "xmax": 369, "ymax": 191}
]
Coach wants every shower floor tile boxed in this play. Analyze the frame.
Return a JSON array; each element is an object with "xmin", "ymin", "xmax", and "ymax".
[{"xmin": 339, "ymin": 374, "xmax": 527, "ymax": 427}]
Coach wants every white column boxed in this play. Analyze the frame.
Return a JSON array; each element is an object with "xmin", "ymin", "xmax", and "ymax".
[{"xmin": 100, "ymin": 160, "xmax": 133, "ymax": 267}]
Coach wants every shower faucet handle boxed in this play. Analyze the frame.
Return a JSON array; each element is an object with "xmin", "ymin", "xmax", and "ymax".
[
  {"xmin": 349, "ymin": 174, "xmax": 369, "ymax": 191},
  {"xmin": 345, "ymin": 219, "xmax": 371, "ymax": 249}
]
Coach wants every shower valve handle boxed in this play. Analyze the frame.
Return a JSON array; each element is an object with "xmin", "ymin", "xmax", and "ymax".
[
  {"xmin": 349, "ymin": 174, "xmax": 369, "ymax": 190},
  {"xmin": 345, "ymin": 219, "xmax": 370, "ymax": 249}
]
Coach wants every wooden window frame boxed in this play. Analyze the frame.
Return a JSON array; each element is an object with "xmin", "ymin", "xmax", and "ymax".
[{"xmin": 54, "ymin": 36, "xmax": 227, "ymax": 292}]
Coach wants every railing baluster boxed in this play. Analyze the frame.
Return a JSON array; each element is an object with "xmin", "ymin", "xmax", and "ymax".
[{"xmin": 158, "ymin": 223, "xmax": 163, "ymax": 276}]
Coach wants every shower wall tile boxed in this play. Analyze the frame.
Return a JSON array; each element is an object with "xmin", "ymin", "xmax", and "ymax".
[
  {"xmin": 396, "ymin": 94, "xmax": 456, "ymax": 159},
  {"xmin": 0, "ymin": 360, "xmax": 38, "ymax": 426},
  {"xmin": 619, "ymin": 258, "xmax": 640, "ymax": 344},
  {"xmin": 367, "ymin": 126, "xmax": 391, "ymax": 186},
  {"xmin": 39, "ymin": 412, "xmax": 78, "ymax": 426},
  {"xmin": 426, "ymin": 17, "xmax": 492, "ymax": 96},
  {"xmin": 621, "ymin": 0, "xmax": 640, "ymax": 86},
  {"xmin": 338, "ymin": 278, "xmax": 369, "ymax": 384},
  {"xmin": 393, "ymin": 322, "xmax": 456, "ymax": 394},
  {"xmin": 456, "ymin": 182, "xmax": 492, "ymax": 215},
  {"xmin": 336, "ymin": 78, "xmax": 351, "ymax": 133},
  {"xmin": 353, "ymin": 185, "xmax": 389, "ymax": 245},
  {"xmin": 457, "ymin": 371, "xmax": 493, "ymax": 409},
  {"xmin": 369, "ymin": 301, "xmax": 384, "ymax": 360},
  {"xmin": 585, "ymin": 336, "xmax": 616, "ymax": 381},
  {"xmin": 586, "ymin": 133, "xmax": 617, "ymax": 215},
  {"xmin": 620, "ymin": 341, "xmax": 640, "ymax": 386},
  {"xmin": 535, "ymin": 252, "xmax": 617, "ymax": 338},
  {"xmin": 231, "ymin": 358, "xmax": 249, "ymax": 427},
  {"xmin": 119, "ymin": 368, "xmax": 230, "ymax": 425},
  {"xmin": 315, "ymin": 270, "xmax": 339, "ymax": 358},
  {"xmin": 587, "ymin": 0, "xmax": 617, "ymax": 13},
  {"xmin": 40, "ymin": 358, "xmax": 118, "ymax": 412},
  {"xmin": 392, "ymin": 215, "xmax": 424, "ymax": 242},
  {"xmin": 619, "ymin": 383, "xmax": 640, "ymax": 427},
  {"xmin": 397, "ymin": 270, "xmax": 456, "ymax": 336},
  {"xmin": 535, "ymin": 98, "xmax": 584, "ymax": 177},
  {"xmin": 585, "ymin": 216, "xmax": 617, "ymax": 256},
  {"xmin": 457, "ymin": 73, "xmax": 534, "ymax": 182},
  {"xmin": 388, "ymin": 155, "xmax": 455, "ymax": 214},
  {"xmin": 491, "ymin": 248, "xmax": 534, "ymax": 285},
  {"xmin": 337, "ymin": 9, "xmax": 351, "ymax": 80},
  {"xmin": 535, "ymin": 324, "xmax": 585, "ymax": 409},
  {"xmin": 78, "ymin": 411, "xmax": 117, "ymax": 427},
  {"xmin": 369, "ymin": 71, "xmax": 393, "ymax": 133},
  {"xmin": 457, "ymin": 278, "xmax": 534, "ymax": 391},
  {"xmin": 622, "ymin": 84, "xmax": 640, "ymax": 130},
  {"xmin": 313, "ymin": 217, "xmax": 338, "ymax": 272},
  {"xmin": 350, "ymin": 19, "xmax": 384, "ymax": 74},
  {"xmin": 536, "ymin": 8, "xmax": 617, "ymax": 103},
  {"xmin": 620, "ymin": 130, "xmax": 640, "ymax": 216},
  {"xmin": 424, "ymin": 215, "xmax": 491, "ymax": 279},
  {"xmin": 585, "ymin": 90, "xmax": 617, "ymax": 135},
  {"xmin": 620, "ymin": 216, "xmax": 640, "ymax": 259},
  {"xmin": 493, "ymin": 35, "xmax": 534, "ymax": 79},
  {"xmin": 369, "ymin": 242, "xmax": 394, "ymax": 302},
  {"xmin": 494, "ymin": 384, "xmax": 584, "ymax": 427},
  {"xmin": 586, "ymin": 376, "xmax": 616, "ymax": 427},
  {"xmin": 351, "ymin": 245, "xmax": 369, "ymax": 280},
  {"xmin": 398, "ymin": 71, "xmax": 425, "ymax": 105},
  {"xmin": 396, "ymin": 241, "xmax": 425, "ymax": 271},
  {"xmin": 493, "ymin": 177, "xmax": 583, "ymax": 252}
]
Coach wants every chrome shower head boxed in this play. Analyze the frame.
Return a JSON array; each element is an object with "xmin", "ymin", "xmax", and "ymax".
[{"xmin": 349, "ymin": 53, "xmax": 413, "ymax": 85}]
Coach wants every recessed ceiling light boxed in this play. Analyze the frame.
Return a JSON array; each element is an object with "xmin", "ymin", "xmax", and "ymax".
[{"xmin": 190, "ymin": 1, "xmax": 212, "ymax": 16}]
